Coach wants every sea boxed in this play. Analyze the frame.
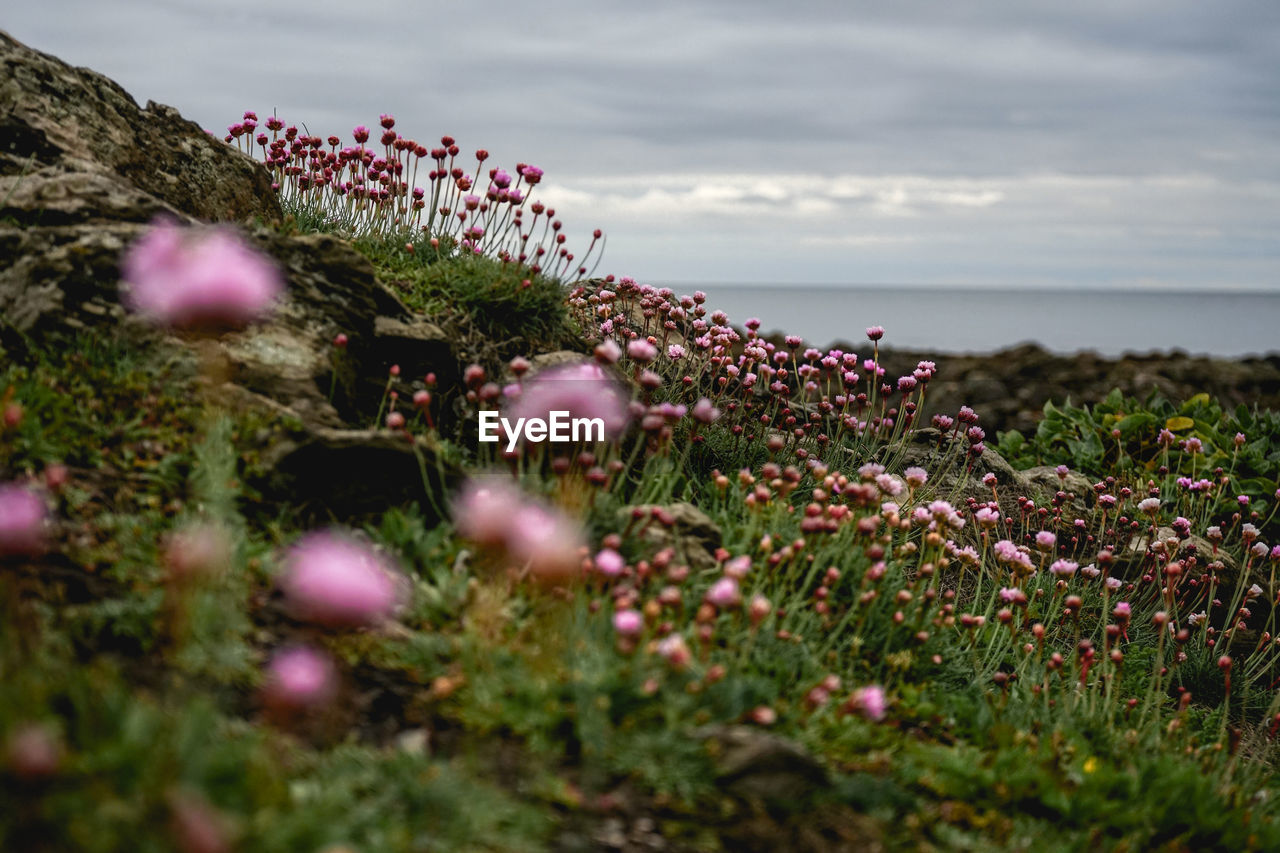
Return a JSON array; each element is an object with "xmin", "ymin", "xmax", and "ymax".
[{"xmin": 660, "ymin": 284, "xmax": 1280, "ymax": 358}]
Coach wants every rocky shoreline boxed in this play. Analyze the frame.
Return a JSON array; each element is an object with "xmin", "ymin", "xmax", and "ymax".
[{"xmin": 847, "ymin": 342, "xmax": 1280, "ymax": 436}]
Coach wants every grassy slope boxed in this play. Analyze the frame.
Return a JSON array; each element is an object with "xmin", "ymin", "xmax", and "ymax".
[{"xmin": 3, "ymin": 226, "xmax": 1280, "ymax": 852}]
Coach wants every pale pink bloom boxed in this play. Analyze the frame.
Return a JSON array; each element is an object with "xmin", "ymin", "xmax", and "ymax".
[
  {"xmin": 627, "ymin": 339, "xmax": 657, "ymax": 362},
  {"xmin": 691, "ymin": 398, "xmax": 721, "ymax": 424},
  {"xmin": 595, "ymin": 548, "xmax": 625, "ymax": 577},
  {"xmin": 263, "ymin": 645, "xmax": 337, "ymax": 710},
  {"xmin": 851, "ymin": 685, "xmax": 887, "ymax": 721},
  {"xmin": 454, "ymin": 477, "xmax": 586, "ymax": 584},
  {"xmin": 1050, "ymin": 559, "xmax": 1078, "ymax": 577},
  {"xmin": 507, "ymin": 360, "xmax": 629, "ymax": 440},
  {"xmin": 657, "ymin": 634, "xmax": 692, "ymax": 668},
  {"xmin": 0, "ymin": 483, "xmax": 48, "ymax": 556},
  {"xmin": 667, "ymin": 344, "xmax": 686, "ymax": 360},
  {"xmin": 723, "ymin": 555, "xmax": 751, "ymax": 579},
  {"xmin": 506, "ymin": 502, "xmax": 586, "ymax": 584},
  {"xmin": 279, "ymin": 531, "xmax": 402, "ymax": 627},
  {"xmin": 903, "ymin": 467, "xmax": 928, "ymax": 488},
  {"xmin": 706, "ymin": 576, "xmax": 740, "ymax": 608},
  {"xmin": 453, "ymin": 478, "xmax": 529, "ymax": 546},
  {"xmin": 121, "ymin": 219, "xmax": 282, "ymax": 330},
  {"xmin": 594, "ymin": 339, "xmax": 622, "ymax": 364},
  {"xmin": 974, "ymin": 507, "xmax": 1000, "ymax": 528},
  {"xmin": 1105, "ymin": 576, "xmax": 1123, "ymax": 591},
  {"xmin": 613, "ymin": 609, "xmax": 643, "ymax": 636},
  {"xmin": 1035, "ymin": 531, "xmax": 1056, "ymax": 551}
]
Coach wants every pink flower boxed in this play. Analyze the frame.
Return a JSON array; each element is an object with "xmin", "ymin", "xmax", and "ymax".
[
  {"xmin": 506, "ymin": 502, "xmax": 586, "ymax": 585},
  {"xmin": 507, "ymin": 360, "xmax": 630, "ymax": 441},
  {"xmin": 692, "ymin": 398, "xmax": 721, "ymax": 424},
  {"xmin": 0, "ymin": 483, "xmax": 48, "ymax": 556},
  {"xmin": 263, "ymin": 645, "xmax": 337, "ymax": 711},
  {"xmin": 1034, "ymin": 531, "xmax": 1056, "ymax": 551},
  {"xmin": 453, "ymin": 477, "xmax": 586, "ymax": 584},
  {"xmin": 850, "ymin": 685, "xmax": 887, "ymax": 721},
  {"xmin": 121, "ymin": 219, "xmax": 282, "ymax": 331},
  {"xmin": 706, "ymin": 576, "xmax": 740, "ymax": 608},
  {"xmin": 594, "ymin": 339, "xmax": 622, "ymax": 364},
  {"xmin": 595, "ymin": 548, "xmax": 625, "ymax": 577},
  {"xmin": 903, "ymin": 467, "xmax": 928, "ymax": 488},
  {"xmin": 613, "ymin": 609, "xmax": 643, "ymax": 636},
  {"xmin": 657, "ymin": 634, "xmax": 692, "ymax": 669},
  {"xmin": 1049, "ymin": 559, "xmax": 1078, "ymax": 577},
  {"xmin": 453, "ymin": 478, "xmax": 528, "ymax": 546},
  {"xmin": 278, "ymin": 531, "xmax": 402, "ymax": 627},
  {"xmin": 627, "ymin": 339, "xmax": 657, "ymax": 363}
]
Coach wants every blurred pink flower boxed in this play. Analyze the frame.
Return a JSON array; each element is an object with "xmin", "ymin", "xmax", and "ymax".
[
  {"xmin": 278, "ymin": 531, "xmax": 403, "ymax": 627},
  {"xmin": 705, "ymin": 576, "xmax": 740, "ymax": 609},
  {"xmin": 453, "ymin": 478, "xmax": 529, "ymax": 547},
  {"xmin": 121, "ymin": 219, "xmax": 282, "ymax": 331},
  {"xmin": 164, "ymin": 521, "xmax": 232, "ymax": 581},
  {"xmin": 507, "ymin": 501, "xmax": 585, "ymax": 584},
  {"xmin": 454, "ymin": 476, "xmax": 586, "ymax": 584},
  {"xmin": 506, "ymin": 360, "xmax": 629, "ymax": 441},
  {"xmin": 851, "ymin": 685, "xmax": 887, "ymax": 721},
  {"xmin": 595, "ymin": 548, "xmax": 625, "ymax": 577},
  {"xmin": 613, "ymin": 609, "xmax": 643, "ymax": 636},
  {"xmin": 263, "ymin": 645, "xmax": 337, "ymax": 711},
  {"xmin": 0, "ymin": 482, "xmax": 48, "ymax": 556},
  {"xmin": 5, "ymin": 722, "xmax": 62, "ymax": 781}
]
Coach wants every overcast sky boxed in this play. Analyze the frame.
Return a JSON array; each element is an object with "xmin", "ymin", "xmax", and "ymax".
[{"xmin": 8, "ymin": 1, "xmax": 1279, "ymax": 290}]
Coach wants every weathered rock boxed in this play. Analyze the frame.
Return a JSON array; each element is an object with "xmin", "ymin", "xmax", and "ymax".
[
  {"xmin": 0, "ymin": 29, "xmax": 279, "ymax": 224},
  {"xmin": 0, "ymin": 29, "xmax": 465, "ymax": 433},
  {"xmin": 1020, "ymin": 465, "xmax": 1095, "ymax": 510},
  {"xmin": 622, "ymin": 502, "xmax": 722, "ymax": 570},
  {"xmin": 863, "ymin": 343, "xmax": 1280, "ymax": 437},
  {"xmin": 256, "ymin": 426, "xmax": 461, "ymax": 520},
  {"xmin": 1126, "ymin": 526, "xmax": 1241, "ymax": 583},
  {"xmin": 694, "ymin": 725, "xmax": 828, "ymax": 803}
]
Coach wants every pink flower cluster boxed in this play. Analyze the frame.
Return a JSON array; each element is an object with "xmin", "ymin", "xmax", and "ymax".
[{"xmin": 453, "ymin": 477, "xmax": 586, "ymax": 584}]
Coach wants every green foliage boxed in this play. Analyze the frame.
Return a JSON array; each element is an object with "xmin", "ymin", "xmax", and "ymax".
[{"xmin": 997, "ymin": 387, "xmax": 1280, "ymax": 527}]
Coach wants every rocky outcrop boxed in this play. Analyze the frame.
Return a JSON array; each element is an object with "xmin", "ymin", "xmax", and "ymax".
[
  {"xmin": 0, "ymin": 30, "xmax": 462, "ymax": 519},
  {"xmin": 870, "ymin": 343, "xmax": 1280, "ymax": 436},
  {"xmin": 0, "ymin": 30, "xmax": 278, "ymax": 226},
  {"xmin": 621, "ymin": 503, "xmax": 723, "ymax": 570}
]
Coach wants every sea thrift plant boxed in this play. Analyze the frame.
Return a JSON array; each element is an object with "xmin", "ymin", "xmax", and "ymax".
[
  {"xmin": 120, "ymin": 219, "xmax": 283, "ymax": 331},
  {"xmin": 227, "ymin": 112, "xmax": 604, "ymax": 281}
]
